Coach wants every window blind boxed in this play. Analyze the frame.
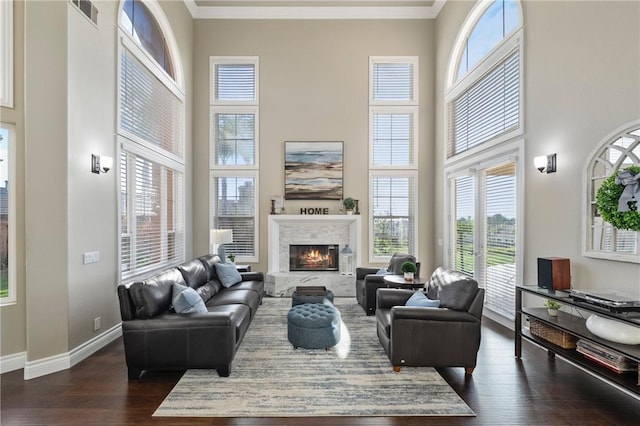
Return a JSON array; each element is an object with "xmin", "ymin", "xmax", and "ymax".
[
  {"xmin": 448, "ymin": 49, "xmax": 520, "ymax": 158},
  {"xmin": 212, "ymin": 176, "xmax": 256, "ymax": 257},
  {"xmin": 372, "ymin": 62, "xmax": 414, "ymax": 102},
  {"xmin": 372, "ymin": 112, "xmax": 413, "ymax": 166},
  {"xmin": 450, "ymin": 175, "xmax": 475, "ymax": 277},
  {"xmin": 214, "ymin": 113, "xmax": 256, "ymax": 166},
  {"xmin": 121, "ymin": 152, "xmax": 184, "ymax": 279},
  {"xmin": 372, "ymin": 175, "xmax": 415, "ymax": 256},
  {"xmin": 120, "ymin": 48, "xmax": 184, "ymax": 159},
  {"xmin": 480, "ymin": 162, "xmax": 517, "ymax": 319},
  {"xmin": 215, "ymin": 64, "xmax": 256, "ymax": 102}
]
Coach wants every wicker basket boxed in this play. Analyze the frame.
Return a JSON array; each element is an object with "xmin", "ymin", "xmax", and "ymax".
[{"xmin": 530, "ymin": 318, "xmax": 577, "ymax": 349}]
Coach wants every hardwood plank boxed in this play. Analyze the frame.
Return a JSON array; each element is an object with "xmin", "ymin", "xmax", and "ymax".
[{"xmin": 2, "ymin": 318, "xmax": 639, "ymax": 425}]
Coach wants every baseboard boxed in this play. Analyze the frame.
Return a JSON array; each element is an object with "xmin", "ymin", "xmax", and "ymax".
[
  {"xmin": 0, "ymin": 351, "xmax": 27, "ymax": 374},
  {"xmin": 23, "ymin": 324, "xmax": 122, "ymax": 380}
]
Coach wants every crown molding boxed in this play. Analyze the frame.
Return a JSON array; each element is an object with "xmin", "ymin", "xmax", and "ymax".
[{"xmin": 183, "ymin": 0, "xmax": 446, "ymax": 19}]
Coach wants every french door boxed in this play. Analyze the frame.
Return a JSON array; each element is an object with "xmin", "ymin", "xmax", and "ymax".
[{"xmin": 447, "ymin": 156, "xmax": 520, "ymax": 320}]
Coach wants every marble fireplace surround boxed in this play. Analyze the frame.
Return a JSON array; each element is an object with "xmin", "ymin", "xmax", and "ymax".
[{"xmin": 266, "ymin": 215, "xmax": 361, "ymax": 297}]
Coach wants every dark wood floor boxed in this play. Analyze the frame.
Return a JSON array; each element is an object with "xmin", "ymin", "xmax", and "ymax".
[{"xmin": 2, "ymin": 317, "xmax": 639, "ymax": 425}]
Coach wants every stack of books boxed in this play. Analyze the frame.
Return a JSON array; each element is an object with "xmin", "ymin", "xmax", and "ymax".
[{"xmin": 576, "ymin": 339, "xmax": 637, "ymax": 374}]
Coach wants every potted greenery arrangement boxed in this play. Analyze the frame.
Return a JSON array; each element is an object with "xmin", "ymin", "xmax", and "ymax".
[
  {"xmin": 544, "ymin": 300, "xmax": 562, "ymax": 317},
  {"xmin": 401, "ymin": 261, "xmax": 417, "ymax": 281},
  {"xmin": 227, "ymin": 254, "xmax": 236, "ymax": 264},
  {"xmin": 343, "ymin": 197, "xmax": 356, "ymax": 214}
]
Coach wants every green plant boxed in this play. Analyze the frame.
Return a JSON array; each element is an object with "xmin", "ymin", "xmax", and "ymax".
[
  {"xmin": 401, "ymin": 261, "xmax": 417, "ymax": 274},
  {"xmin": 343, "ymin": 197, "xmax": 356, "ymax": 210},
  {"xmin": 227, "ymin": 254, "xmax": 235, "ymax": 262},
  {"xmin": 596, "ymin": 165, "xmax": 640, "ymax": 231},
  {"xmin": 544, "ymin": 300, "xmax": 562, "ymax": 310}
]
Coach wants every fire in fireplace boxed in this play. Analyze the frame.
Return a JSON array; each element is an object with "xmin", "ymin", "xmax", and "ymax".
[{"xmin": 289, "ymin": 244, "xmax": 339, "ymax": 272}]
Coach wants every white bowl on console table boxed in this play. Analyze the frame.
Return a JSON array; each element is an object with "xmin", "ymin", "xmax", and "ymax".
[{"xmin": 585, "ymin": 315, "xmax": 640, "ymax": 345}]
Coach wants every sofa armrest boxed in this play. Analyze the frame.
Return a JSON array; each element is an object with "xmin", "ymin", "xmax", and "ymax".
[
  {"xmin": 376, "ymin": 288, "xmax": 414, "ymax": 309},
  {"xmin": 390, "ymin": 306, "xmax": 479, "ymax": 323},
  {"xmin": 240, "ymin": 271, "xmax": 264, "ymax": 282},
  {"xmin": 356, "ymin": 267, "xmax": 380, "ymax": 280}
]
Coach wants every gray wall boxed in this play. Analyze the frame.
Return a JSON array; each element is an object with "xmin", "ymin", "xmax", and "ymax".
[
  {"xmin": 193, "ymin": 19, "xmax": 436, "ymax": 273},
  {"xmin": 1, "ymin": 0, "xmax": 193, "ymax": 364},
  {"xmin": 434, "ymin": 0, "xmax": 640, "ymax": 295}
]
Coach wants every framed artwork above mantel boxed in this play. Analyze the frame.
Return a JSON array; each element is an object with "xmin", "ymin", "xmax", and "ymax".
[{"xmin": 284, "ymin": 141, "xmax": 343, "ymax": 200}]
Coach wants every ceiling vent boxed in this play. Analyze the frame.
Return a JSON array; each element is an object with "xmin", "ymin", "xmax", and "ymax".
[{"xmin": 70, "ymin": 0, "xmax": 98, "ymax": 26}]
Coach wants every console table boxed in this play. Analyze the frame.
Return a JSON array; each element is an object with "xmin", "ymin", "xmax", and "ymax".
[{"xmin": 516, "ymin": 285, "xmax": 640, "ymax": 398}]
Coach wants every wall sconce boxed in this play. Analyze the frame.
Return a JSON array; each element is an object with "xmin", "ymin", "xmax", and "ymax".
[
  {"xmin": 534, "ymin": 154, "xmax": 556, "ymax": 174},
  {"xmin": 210, "ymin": 229, "xmax": 233, "ymax": 262},
  {"xmin": 91, "ymin": 154, "xmax": 113, "ymax": 174}
]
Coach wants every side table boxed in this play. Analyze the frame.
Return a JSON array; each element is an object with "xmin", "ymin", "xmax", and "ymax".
[{"xmin": 383, "ymin": 274, "xmax": 427, "ymax": 290}]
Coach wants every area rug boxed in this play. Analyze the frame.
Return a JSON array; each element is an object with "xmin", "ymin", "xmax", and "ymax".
[{"xmin": 153, "ymin": 297, "xmax": 475, "ymax": 418}]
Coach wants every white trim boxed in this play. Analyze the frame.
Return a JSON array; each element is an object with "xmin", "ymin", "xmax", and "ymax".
[
  {"xmin": 0, "ymin": 351, "xmax": 26, "ymax": 374},
  {"xmin": 210, "ymin": 56, "xmax": 260, "ymax": 106},
  {"xmin": 184, "ymin": 1, "xmax": 447, "ymax": 20},
  {"xmin": 23, "ymin": 325, "xmax": 122, "ymax": 380},
  {"xmin": 582, "ymin": 120, "xmax": 640, "ymax": 264},
  {"xmin": 0, "ymin": 0, "xmax": 13, "ymax": 108},
  {"xmin": 210, "ymin": 105, "xmax": 260, "ymax": 170}
]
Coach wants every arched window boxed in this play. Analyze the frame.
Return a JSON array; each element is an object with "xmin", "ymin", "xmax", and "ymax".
[
  {"xmin": 584, "ymin": 122, "xmax": 640, "ymax": 263},
  {"xmin": 444, "ymin": 1, "xmax": 524, "ymax": 324},
  {"xmin": 117, "ymin": 0, "xmax": 185, "ymax": 281},
  {"xmin": 120, "ymin": 0, "xmax": 174, "ymax": 79},
  {"xmin": 445, "ymin": 0, "xmax": 523, "ymax": 160}
]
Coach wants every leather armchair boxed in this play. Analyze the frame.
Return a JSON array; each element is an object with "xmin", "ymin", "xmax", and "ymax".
[
  {"xmin": 355, "ymin": 253, "xmax": 420, "ymax": 315},
  {"xmin": 375, "ymin": 268, "xmax": 484, "ymax": 375}
]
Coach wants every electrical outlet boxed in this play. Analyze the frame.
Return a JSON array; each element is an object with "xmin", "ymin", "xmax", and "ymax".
[
  {"xmin": 83, "ymin": 251, "xmax": 100, "ymax": 264},
  {"xmin": 94, "ymin": 317, "xmax": 101, "ymax": 331}
]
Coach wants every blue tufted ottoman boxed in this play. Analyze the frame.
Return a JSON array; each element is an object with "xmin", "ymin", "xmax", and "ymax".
[{"xmin": 287, "ymin": 303, "xmax": 341, "ymax": 350}]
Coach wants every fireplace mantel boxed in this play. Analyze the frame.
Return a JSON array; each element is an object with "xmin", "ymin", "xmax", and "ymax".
[{"xmin": 267, "ymin": 215, "xmax": 361, "ymax": 273}]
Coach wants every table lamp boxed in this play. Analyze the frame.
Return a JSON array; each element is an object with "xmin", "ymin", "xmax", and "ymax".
[{"xmin": 210, "ymin": 229, "xmax": 233, "ymax": 262}]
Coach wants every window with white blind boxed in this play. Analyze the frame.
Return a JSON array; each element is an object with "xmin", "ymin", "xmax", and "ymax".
[
  {"xmin": 210, "ymin": 57, "xmax": 259, "ymax": 261},
  {"xmin": 446, "ymin": 0, "xmax": 522, "ymax": 160},
  {"xmin": 1, "ymin": 0, "xmax": 13, "ymax": 108},
  {"xmin": 118, "ymin": 0, "xmax": 185, "ymax": 281},
  {"xmin": 447, "ymin": 156, "xmax": 520, "ymax": 321},
  {"xmin": 0, "ymin": 123, "xmax": 15, "ymax": 305},
  {"xmin": 584, "ymin": 122, "xmax": 640, "ymax": 263},
  {"xmin": 210, "ymin": 173, "xmax": 257, "ymax": 259},
  {"xmin": 369, "ymin": 57, "xmax": 419, "ymax": 262},
  {"xmin": 370, "ymin": 173, "xmax": 417, "ymax": 259}
]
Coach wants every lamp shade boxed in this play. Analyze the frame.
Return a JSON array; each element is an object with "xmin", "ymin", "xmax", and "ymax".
[{"xmin": 210, "ymin": 229, "xmax": 233, "ymax": 245}]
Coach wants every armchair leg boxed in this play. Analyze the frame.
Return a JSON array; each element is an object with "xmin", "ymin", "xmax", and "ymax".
[
  {"xmin": 393, "ymin": 366, "xmax": 402, "ymax": 373},
  {"xmin": 465, "ymin": 367, "xmax": 475, "ymax": 375}
]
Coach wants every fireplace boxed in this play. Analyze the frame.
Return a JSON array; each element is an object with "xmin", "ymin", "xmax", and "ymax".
[{"xmin": 289, "ymin": 244, "xmax": 339, "ymax": 272}]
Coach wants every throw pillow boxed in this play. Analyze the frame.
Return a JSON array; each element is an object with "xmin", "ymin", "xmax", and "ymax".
[
  {"xmin": 376, "ymin": 268, "xmax": 391, "ymax": 275},
  {"xmin": 172, "ymin": 283, "xmax": 207, "ymax": 313},
  {"xmin": 405, "ymin": 291, "xmax": 440, "ymax": 308},
  {"xmin": 427, "ymin": 267, "xmax": 478, "ymax": 311},
  {"xmin": 214, "ymin": 262, "xmax": 243, "ymax": 288}
]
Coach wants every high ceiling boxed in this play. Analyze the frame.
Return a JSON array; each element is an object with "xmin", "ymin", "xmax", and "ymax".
[{"xmin": 185, "ymin": 0, "xmax": 445, "ymax": 19}]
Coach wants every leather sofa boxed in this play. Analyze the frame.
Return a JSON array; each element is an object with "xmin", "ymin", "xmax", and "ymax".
[
  {"xmin": 375, "ymin": 267, "xmax": 484, "ymax": 375},
  {"xmin": 117, "ymin": 254, "xmax": 264, "ymax": 379},
  {"xmin": 355, "ymin": 253, "xmax": 420, "ymax": 315}
]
